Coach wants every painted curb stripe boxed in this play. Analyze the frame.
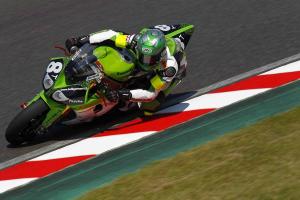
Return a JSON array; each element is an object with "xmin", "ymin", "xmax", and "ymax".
[
  {"xmin": 0, "ymin": 61, "xmax": 300, "ymax": 194},
  {"xmin": 211, "ymin": 72, "xmax": 300, "ymax": 93},
  {"xmin": 31, "ymin": 131, "xmax": 155, "ymax": 161},
  {"xmin": 0, "ymin": 178, "xmax": 37, "ymax": 194},
  {"xmin": 157, "ymin": 89, "xmax": 270, "ymax": 114},
  {"xmin": 93, "ymin": 108, "xmax": 214, "ymax": 136},
  {"xmin": 0, "ymin": 155, "xmax": 94, "ymax": 180},
  {"xmin": 261, "ymin": 60, "xmax": 300, "ymax": 75}
]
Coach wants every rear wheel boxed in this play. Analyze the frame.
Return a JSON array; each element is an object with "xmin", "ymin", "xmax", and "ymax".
[{"xmin": 5, "ymin": 99, "xmax": 49, "ymax": 145}]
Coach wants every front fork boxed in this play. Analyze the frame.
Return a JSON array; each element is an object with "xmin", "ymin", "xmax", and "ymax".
[{"xmin": 28, "ymin": 91, "xmax": 68, "ymax": 128}]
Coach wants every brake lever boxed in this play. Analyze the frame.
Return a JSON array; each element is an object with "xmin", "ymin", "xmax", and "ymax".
[{"xmin": 54, "ymin": 45, "xmax": 71, "ymax": 56}]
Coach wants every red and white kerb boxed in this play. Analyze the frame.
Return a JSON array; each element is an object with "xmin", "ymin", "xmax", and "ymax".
[{"xmin": 0, "ymin": 61, "xmax": 300, "ymax": 193}]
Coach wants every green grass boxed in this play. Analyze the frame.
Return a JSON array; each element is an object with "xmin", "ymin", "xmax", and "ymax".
[{"xmin": 79, "ymin": 106, "xmax": 300, "ymax": 200}]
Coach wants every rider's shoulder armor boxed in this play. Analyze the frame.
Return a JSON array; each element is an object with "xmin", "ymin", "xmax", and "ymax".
[
  {"xmin": 166, "ymin": 37, "xmax": 184, "ymax": 56},
  {"xmin": 166, "ymin": 37, "xmax": 177, "ymax": 56},
  {"xmin": 115, "ymin": 34, "xmax": 137, "ymax": 49}
]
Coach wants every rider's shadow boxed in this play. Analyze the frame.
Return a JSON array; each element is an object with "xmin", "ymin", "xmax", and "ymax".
[
  {"xmin": 7, "ymin": 91, "xmax": 197, "ymax": 147},
  {"xmin": 108, "ymin": 102, "xmax": 192, "ymax": 131},
  {"xmin": 95, "ymin": 91, "xmax": 196, "ymax": 133}
]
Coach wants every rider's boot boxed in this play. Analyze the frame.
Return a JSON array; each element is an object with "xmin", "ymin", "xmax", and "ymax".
[
  {"xmin": 139, "ymin": 76, "xmax": 184, "ymax": 116},
  {"xmin": 118, "ymin": 101, "xmax": 137, "ymax": 112}
]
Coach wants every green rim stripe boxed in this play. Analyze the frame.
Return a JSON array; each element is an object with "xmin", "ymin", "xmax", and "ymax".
[{"xmin": 166, "ymin": 25, "xmax": 194, "ymax": 38}]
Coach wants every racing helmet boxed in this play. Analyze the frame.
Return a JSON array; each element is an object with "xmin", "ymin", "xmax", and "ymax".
[{"xmin": 136, "ymin": 29, "xmax": 167, "ymax": 71}]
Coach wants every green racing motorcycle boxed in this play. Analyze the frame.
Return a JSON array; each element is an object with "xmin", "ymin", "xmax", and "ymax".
[{"xmin": 5, "ymin": 24, "xmax": 194, "ymax": 145}]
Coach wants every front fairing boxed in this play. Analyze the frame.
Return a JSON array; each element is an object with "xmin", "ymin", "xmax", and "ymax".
[{"xmin": 43, "ymin": 45, "xmax": 102, "ymax": 106}]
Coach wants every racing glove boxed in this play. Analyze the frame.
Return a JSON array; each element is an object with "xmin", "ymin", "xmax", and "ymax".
[
  {"xmin": 65, "ymin": 35, "xmax": 90, "ymax": 53},
  {"xmin": 105, "ymin": 89, "xmax": 132, "ymax": 103}
]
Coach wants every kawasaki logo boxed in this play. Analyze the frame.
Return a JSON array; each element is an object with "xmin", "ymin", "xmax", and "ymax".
[{"xmin": 142, "ymin": 47, "xmax": 152, "ymax": 54}]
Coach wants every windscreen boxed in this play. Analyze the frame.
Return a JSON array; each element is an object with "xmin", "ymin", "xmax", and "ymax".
[{"xmin": 65, "ymin": 44, "xmax": 99, "ymax": 83}]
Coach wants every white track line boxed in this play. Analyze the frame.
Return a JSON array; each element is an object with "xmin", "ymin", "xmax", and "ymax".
[
  {"xmin": 31, "ymin": 131, "xmax": 155, "ymax": 161},
  {"xmin": 261, "ymin": 60, "xmax": 300, "ymax": 75},
  {"xmin": 0, "ymin": 178, "xmax": 37, "ymax": 193},
  {"xmin": 158, "ymin": 89, "xmax": 270, "ymax": 114}
]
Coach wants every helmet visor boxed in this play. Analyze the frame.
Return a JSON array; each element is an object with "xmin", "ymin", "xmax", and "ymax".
[
  {"xmin": 138, "ymin": 48, "xmax": 166, "ymax": 70},
  {"xmin": 139, "ymin": 53, "xmax": 161, "ymax": 67}
]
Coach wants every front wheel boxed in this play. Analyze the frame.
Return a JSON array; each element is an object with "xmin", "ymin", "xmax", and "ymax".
[{"xmin": 5, "ymin": 99, "xmax": 49, "ymax": 145}]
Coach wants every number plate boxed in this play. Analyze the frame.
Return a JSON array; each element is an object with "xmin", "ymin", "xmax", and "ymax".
[{"xmin": 43, "ymin": 59, "xmax": 64, "ymax": 90}]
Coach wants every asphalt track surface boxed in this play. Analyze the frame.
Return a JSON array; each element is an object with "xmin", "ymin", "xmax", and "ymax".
[{"xmin": 1, "ymin": 0, "xmax": 300, "ymax": 163}]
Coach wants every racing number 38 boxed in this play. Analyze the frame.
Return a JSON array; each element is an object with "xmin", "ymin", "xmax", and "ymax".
[
  {"xmin": 43, "ymin": 59, "xmax": 64, "ymax": 90},
  {"xmin": 46, "ymin": 61, "xmax": 63, "ymax": 78}
]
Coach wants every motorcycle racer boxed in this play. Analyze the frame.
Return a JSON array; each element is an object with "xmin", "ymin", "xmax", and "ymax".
[{"xmin": 65, "ymin": 25, "xmax": 194, "ymax": 115}]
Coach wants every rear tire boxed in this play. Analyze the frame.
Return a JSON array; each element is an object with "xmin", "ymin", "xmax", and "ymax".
[{"xmin": 5, "ymin": 99, "xmax": 49, "ymax": 145}]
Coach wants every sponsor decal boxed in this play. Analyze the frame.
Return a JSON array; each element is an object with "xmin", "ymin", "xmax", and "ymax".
[
  {"xmin": 154, "ymin": 25, "xmax": 171, "ymax": 32},
  {"xmin": 142, "ymin": 47, "xmax": 152, "ymax": 54}
]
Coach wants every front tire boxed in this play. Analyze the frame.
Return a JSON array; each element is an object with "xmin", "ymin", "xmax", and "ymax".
[{"xmin": 5, "ymin": 99, "xmax": 49, "ymax": 145}]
